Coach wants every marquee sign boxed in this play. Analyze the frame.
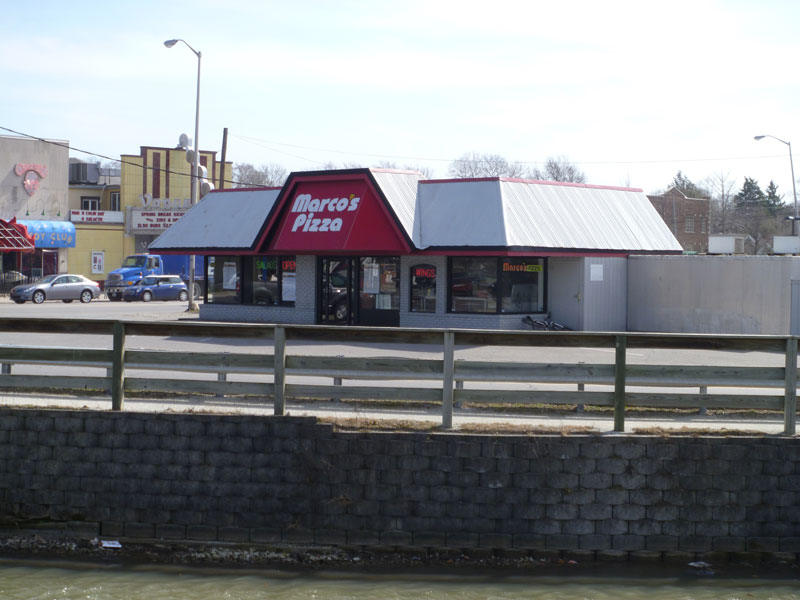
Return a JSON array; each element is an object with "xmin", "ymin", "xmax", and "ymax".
[
  {"xmin": 129, "ymin": 207, "xmax": 188, "ymax": 232},
  {"xmin": 70, "ymin": 210, "xmax": 124, "ymax": 224},
  {"xmin": 269, "ymin": 179, "xmax": 408, "ymax": 253}
]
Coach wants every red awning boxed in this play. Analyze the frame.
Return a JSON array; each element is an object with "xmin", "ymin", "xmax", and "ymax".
[{"xmin": 0, "ymin": 218, "xmax": 36, "ymax": 252}]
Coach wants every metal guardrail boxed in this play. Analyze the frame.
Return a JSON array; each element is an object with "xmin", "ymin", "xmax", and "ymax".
[{"xmin": 0, "ymin": 318, "xmax": 796, "ymax": 434}]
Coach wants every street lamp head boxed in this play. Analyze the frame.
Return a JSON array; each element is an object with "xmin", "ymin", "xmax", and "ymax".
[
  {"xmin": 164, "ymin": 39, "xmax": 179, "ymax": 48},
  {"xmin": 754, "ymin": 135, "xmax": 766, "ymax": 141}
]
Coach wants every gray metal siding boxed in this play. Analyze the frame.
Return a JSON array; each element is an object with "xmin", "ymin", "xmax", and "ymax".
[
  {"xmin": 627, "ymin": 255, "xmax": 800, "ymax": 335},
  {"xmin": 548, "ymin": 258, "xmax": 584, "ymax": 331},
  {"xmin": 582, "ymin": 257, "xmax": 627, "ymax": 332}
]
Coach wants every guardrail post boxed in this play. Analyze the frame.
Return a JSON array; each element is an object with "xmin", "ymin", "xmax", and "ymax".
[
  {"xmin": 442, "ymin": 331, "xmax": 455, "ymax": 429},
  {"xmin": 273, "ymin": 326, "xmax": 286, "ymax": 416},
  {"xmin": 784, "ymin": 337, "xmax": 797, "ymax": 436},
  {"xmin": 613, "ymin": 334, "xmax": 627, "ymax": 432},
  {"xmin": 111, "ymin": 321, "xmax": 125, "ymax": 411},
  {"xmin": 216, "ymin": 373, "xmax": 226, "ymax": 398}
]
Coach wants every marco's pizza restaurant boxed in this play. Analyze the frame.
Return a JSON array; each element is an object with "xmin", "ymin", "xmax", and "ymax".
[{"xmin": 151, "ymin": 168, "xmax": 681, "ymax": 331}]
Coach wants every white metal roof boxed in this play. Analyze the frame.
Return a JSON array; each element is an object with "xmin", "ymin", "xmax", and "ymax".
[
  {"xmin": 150, "ymin": 188, "xmax": 280, "ymax": 251},
  {"xmin": 369, "ymin": 169, "xmax": 424, "ymax": 240},
  {"xmin": 412, "ymin": 179, "xmax": 683, "ymax": 252}
]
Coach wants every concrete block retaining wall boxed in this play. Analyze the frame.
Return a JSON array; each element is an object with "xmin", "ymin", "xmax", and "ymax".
[{"xmin": 1, "ymin": 409, "xmax": 799, "ymax": 557}]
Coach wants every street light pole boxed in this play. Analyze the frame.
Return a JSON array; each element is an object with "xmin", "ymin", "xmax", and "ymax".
[
  {"xmin": 755, "ymin": 134, "xmax": 798, "ymax": 237},
  {"xmin": 165, "ymin": 38, "xmax": 201, "ymax": 310}
]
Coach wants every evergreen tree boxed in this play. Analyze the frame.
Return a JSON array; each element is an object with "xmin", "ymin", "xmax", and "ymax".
[
  {"xmin": 764, "ymin": 180, "xmax": 785, "ymax": 215},
  {"xmin": 671, "ymin": 171, "xmax": 708, "ymax": 198},
  {"xmin": 734, "ymin": 177, "xmax": 766, "ymax": 208}
]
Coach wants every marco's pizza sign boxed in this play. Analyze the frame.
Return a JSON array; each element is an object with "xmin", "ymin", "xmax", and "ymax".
[
  {"xmin": 287, "ymin": 192, "xmax": 361, "ymax": 233},
  {"xmin": 270, "ymin": 178, "xmax": 409, "ymax": 253}
]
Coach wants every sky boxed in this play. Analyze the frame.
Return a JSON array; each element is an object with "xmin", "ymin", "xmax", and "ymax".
[{"xmin": 2, "ymin": 0, "xmax": 799, "ymax": 197}]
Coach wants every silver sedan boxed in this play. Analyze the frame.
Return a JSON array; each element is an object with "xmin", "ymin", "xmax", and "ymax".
[{"xmin": 10, "ymin": 274, "xmax": 102, "ymax": 304}]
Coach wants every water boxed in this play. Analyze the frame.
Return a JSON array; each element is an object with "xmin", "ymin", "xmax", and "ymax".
[{"xmin": 0, "ymin": 561, "xmax": 798, "ymax": 600}]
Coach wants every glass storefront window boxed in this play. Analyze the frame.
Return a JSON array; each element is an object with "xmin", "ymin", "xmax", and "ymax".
[
  {"xmin": 250, "ymin": 256, "xmax": 295, "ymax": 306},
  {"xmin": 20, "ymin": 249, "xmax": 58, "ymax": 279},
  {"xmin": 498, "ymin": 258, "xmax": 544, "ymax": 313},
  {"xmin": 450, "ymin": 257, "xmax": 497, "ymax": 313},
  {"xmin": 281, "ymin": 257, "xmax": 296, "ymax": 303},
  {"xmin": 360, "ymin": 257, "xmax": 399, "ymax": 311},
  {"xmin": 207, "ymin": 256, "xmax": 241, "ymax": 304},
  {"xmin": 449, "ymin": 257, "xmax": 546, "ymax": 314},
  {"xmin": 410, "ymin": 264, "xmax": 436, "ymax": 313}
]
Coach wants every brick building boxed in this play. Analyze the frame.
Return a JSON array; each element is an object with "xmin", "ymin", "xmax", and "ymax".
[{"xmin": 647, "ymin": 187, "xmax": 710, "ymax": 253}]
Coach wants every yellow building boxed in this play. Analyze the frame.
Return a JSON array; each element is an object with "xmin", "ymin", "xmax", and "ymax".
[
  {"xmin": 67, "ymin": 146, "xmax": 232, "ymax": 286},
  {"xmin": 67, "ymin": 160, "xmax": 123, "ymax": 284},
  {"xmin": 120, "ymin": 144, "xmax": 232, "ymax": 256}
]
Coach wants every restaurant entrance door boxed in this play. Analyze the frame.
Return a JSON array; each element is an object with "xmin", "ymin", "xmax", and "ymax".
[{"xmin": 318, "ymin": 256, "xmax": 400, "ymax": 326}]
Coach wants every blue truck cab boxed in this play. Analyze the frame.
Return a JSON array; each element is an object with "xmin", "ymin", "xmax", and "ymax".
[{"xmin": 105, "ymin": 254, "xmax": 202, "ymax": 301}]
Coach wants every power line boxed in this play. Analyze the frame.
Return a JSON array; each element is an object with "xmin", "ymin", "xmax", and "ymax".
[
  {"xmin": 231, "ymin": 132, "xmax": 787, "ymax": 168},
  {"xmin": 3, "ymin": 124, "xmax": 790, "ymax": 189}
]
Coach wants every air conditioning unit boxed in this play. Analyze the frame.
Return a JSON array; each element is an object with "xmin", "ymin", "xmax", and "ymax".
[
  {"xmin": 708, "ymin": 236, "xmax": 744, "ymax": 254},
  {"xmin": 69, "ymin": 162, "xmax": 100, "ymax": 184},
  {"xmin": 773, "ymin": 236, "xmax": 800, "ymax": 254}
]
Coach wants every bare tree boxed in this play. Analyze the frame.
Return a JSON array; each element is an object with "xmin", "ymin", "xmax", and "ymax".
[
  {"xmin": 375, "ymin": 160, "xmax": 433, "ymax": 179},
  {"xmin": 447, "ymin": 152, "xmax": 526, "ymax": 178},
  {"xmin": 529, "ymin": 156, "xmax": 586, "ymax": 183},
  {"xmin": 704, "ymin": 171, "xmax": 736, "ymax": 234},
  {"xmin": 232, "ymin": 163, "xmax": 288, "ymax": 187}
]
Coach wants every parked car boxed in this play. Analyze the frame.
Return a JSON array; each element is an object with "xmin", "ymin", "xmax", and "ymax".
[
  {"xmin": 10, "ymin": 274, "xmax": 102, "ymax": 304},
  {"xmin": 122, "ymin": 275, "xmax": 189, "ymax": 302}
]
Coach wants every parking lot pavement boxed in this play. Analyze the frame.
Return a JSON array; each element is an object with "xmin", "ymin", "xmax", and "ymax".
[{"xmin": 0, "ymin": 293, "xmax": 200, "ymax": 321}]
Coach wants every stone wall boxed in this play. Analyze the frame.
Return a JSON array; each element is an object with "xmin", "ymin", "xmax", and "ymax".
[{"xmin": 1, "ymin": 409, "xmax": 799, "ymax": 557}]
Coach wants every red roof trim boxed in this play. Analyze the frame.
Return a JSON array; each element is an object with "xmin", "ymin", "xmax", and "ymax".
[
  {"xmin": 0, "ymin": 217, "xmax": 36, "ymax": 252},
  {"xmin": 420, "ymin": 177, "xmax": 643, "ymax": 193}
]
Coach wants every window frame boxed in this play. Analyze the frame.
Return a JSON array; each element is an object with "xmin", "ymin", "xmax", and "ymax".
[
  {"xmin": 80, "ymin": 196, "xmax": 100, "ymax": 211},
  {"xmin": 409, "ymin": 263, "xmax": 437, "ymax": 313},
  {"xmin": 447, "ymin": 256, "xmax": 547, "ymax": 315},
  {"xmin": 206, "ymin": 255, "xmax": 242, "ymax": 304},
  {"xmin": 249, "ymin": 255, "xmax": 296, "ymax": 307}
]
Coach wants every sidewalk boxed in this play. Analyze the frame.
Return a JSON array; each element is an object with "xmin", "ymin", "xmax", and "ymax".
[{"xmin": 0, "ymin": 391, "xmax": 789, "ymax": 435}]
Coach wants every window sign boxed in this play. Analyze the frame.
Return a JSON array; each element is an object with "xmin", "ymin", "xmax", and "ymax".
[
  {"xmin": 590, "ymin": 264, "xmax": 604, "ymax": 282},
  {"xmin": 91, "ymin": 251, "xmax": 104, "ymax": 275},
  {"xmin": 207, "ymin": 256, "xmax": 241, "ymax": 304},
  {"xmin": 362, "ymin": 262, "xmax": 380, "ymax": 294},
  {"xmin": 223, "ymin": 262, "xmax": 238, "ymax": 290},
  {"xmin": 281, "ymin": 257, "xmax": 296, "ymax": 302},
  {"xmin": 410, "ymin": 264, "xmax": 436, "ymax": 313},
  {"xmin": 250, "ymin": 256, "xmax": 296, "ymax": 306}
]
